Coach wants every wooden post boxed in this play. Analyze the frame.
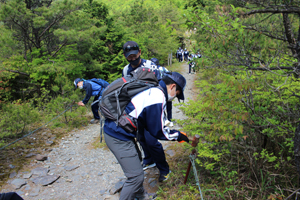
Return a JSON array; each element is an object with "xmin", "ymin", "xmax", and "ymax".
[
  {"xmin": 170, "ymin": 52, "xmax": 172, "ymax": 67},
  {"xmin": 184, "ymin": 134, "xmax": 200, "ymax": 184}
]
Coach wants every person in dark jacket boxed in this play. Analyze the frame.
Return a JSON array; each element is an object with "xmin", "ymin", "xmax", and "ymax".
[
  {"xmin": 122, "ymin": 43, "xmax": 169, "ymax": 177},
  {"xmin": 183, "ymin": 48, "xmax": 189, "ymax": 62},
  {"xmin": 103, "ymin": 69, "xmax": 189, "ymax": 200},
  {"xmin": 74, "ymin": 78, "xmax": 109, "ymax": 124}
]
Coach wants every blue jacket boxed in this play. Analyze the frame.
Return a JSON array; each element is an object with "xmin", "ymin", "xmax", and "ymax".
[
  {"xmin": 82, "ymin": 80, "xmax": 105, "ymax": 104},
  {"xmin": 103, "ymin": 81, "xmax": 182, "ymax": 141}
]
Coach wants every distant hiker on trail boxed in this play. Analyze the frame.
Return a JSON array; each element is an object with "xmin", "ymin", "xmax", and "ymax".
[
  {"xmin": 184, "ymin": 48, "xmax": 189, "ymax": 62},
  {"xmin": 103, "ymin": 69, "xmax": 189, "ymax": 200},
  {"xmin": 196, "ymin": 51, "xmax": 202, "ymax": 58},
  {"xmin": 176, "ymin": 47, "xmax": 183, "ymax": 62},
  {"xmin": 188, "ymin": 54, "xmax": 196, "ymax": 74},
  {"xmin": 74, "ymin": 78, "xmax": 109, "ymax": 124}
]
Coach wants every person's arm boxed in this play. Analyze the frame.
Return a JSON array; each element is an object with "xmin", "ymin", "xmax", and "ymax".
[
  {"xmin": 141, "ymin": 93, "xmax": 184, "ymax": 141},
  {"xmin": 81, "ymin": 82, "xmax": 93, "ymax": 104}
]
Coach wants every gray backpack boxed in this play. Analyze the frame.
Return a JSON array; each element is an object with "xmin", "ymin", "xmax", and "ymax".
[{"xmin": 99, "ymin": 67, "xmax": 161, "ymax": 133}]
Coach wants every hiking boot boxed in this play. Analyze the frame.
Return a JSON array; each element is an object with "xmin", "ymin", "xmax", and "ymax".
[
  {"xmin": 142, "ymin": 162, "xmax": 156, "ymax": 170},
  {"xmin": 90, "ymin": 119, "xmax": 100, "ymax": 124},
  {"xmin": 159, "ymin": 170, "xmax": 171, "ymax": 182}
]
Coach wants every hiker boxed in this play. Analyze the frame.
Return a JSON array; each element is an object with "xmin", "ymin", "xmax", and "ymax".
[
  {"xmin": 196, "ymin": 51, "xmax": 202, "ymax": 58},
  {"xmin": 183, "ymin": 48, "xmax": 189, "ymax": 62},
  {"xmin": 74, "ymin": 78, "xmax": 109, "ymax": 124},
  {"xmin": 144, "ymin": 57, "xmax": 177, "ymax": 174},
  {"xmin": 176, "ymin": 47, "xmax": 183, "ymax": 62},
  {"xmin": 121, "ymin": 42, "xmax": 171, "ymax": 178},
  {"xmin": 103, "ymin": 70, "xmax": 189, "ymax": 200},
  {"xmin": 188, "ymin": 54, "xmax": 195, "ymax": 74}
]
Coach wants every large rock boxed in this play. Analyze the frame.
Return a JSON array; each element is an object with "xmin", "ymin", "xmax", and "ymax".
[
  {"xmin": 23, "ymin": 172, "xmax": 32, "ymax": 179},
  {"xmin": 64, "ymin": 165, "xmax": 79, "ymax": 171},
  {"xmin": 31, "ymin": 167, "xmax": 49, "ymax": 176},
  {"xmin": 11, "ymin": 178, "xmax": 27, "ymax": 189},
  {"xmin": 25, "ymin": 153, "xmax": 37, "ymax": 158},
  {"xmin": 36, "ymin": 154, "xmax": 47, "ymax": 161},
  {"xmin": 29, "ymin": 188, "xmax": 40, "ymax": 197},
  {"xmin": 31, "ymin": 175, "xmax": 60, "ymax": 186}
]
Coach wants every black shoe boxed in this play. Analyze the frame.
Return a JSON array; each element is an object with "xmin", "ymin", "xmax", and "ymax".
[
  {"xmin": 159, "ymin": 171, "xmax": 171, "ymax": 182},
  {"xmin": 142, "ymin": 162, "xmax": 156, "ymax": 170}
]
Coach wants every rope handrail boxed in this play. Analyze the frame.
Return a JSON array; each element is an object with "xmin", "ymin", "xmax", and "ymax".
[{"xmin": 0, "ymin": 104, "xmax": 75, "ymax": 151}]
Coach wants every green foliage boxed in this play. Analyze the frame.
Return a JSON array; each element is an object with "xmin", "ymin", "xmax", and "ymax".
[
  {"xmin": 177, "ymin": 1, "xmax": 300, "ymax": 198},
  {"xmin": 0, "ymin": 102, "xmax": 40, "ymax": 141}
]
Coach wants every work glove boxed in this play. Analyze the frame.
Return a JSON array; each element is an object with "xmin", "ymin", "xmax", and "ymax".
[{"xmin": 178, "ymin": 132, "xmax": 189, "ymax": 143}]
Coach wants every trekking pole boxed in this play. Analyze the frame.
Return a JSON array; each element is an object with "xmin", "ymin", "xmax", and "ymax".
[
  {"xmin": 100, "ymin": 115, "xmax": 104, "ymax": 143},
  {"xmin": 184, "ymin": 134, "xmax": 200, "ymax": 184}
]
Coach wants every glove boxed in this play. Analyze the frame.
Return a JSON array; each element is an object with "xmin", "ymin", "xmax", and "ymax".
[{"xmin": 178, "ymin": 132, "xmax": 189, "ymax": 143}]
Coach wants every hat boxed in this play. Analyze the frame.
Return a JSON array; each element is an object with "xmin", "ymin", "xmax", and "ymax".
[
  {"xmin": 165, "ymin": 72, "xmax": 186, "ymax": 101},
  {"xmin": 74, "ymin": 78, "xmax": 82, "ymax": 89},
  {"xmin": 123, "ymin": 41, "xmax": 139, "ymax": 58}
]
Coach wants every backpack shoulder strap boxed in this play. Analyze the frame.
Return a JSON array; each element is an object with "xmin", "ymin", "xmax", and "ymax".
[{"xmin": 123, "ymin": 64, "xmax": 129, "ymax": 76}]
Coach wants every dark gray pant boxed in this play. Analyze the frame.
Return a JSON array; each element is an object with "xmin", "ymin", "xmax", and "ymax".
[{"xmin": 104, "ymin": 133, "xmax": 144, "ymax": 200}]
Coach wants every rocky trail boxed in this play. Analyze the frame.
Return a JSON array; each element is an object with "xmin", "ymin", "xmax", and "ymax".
[{"xmin": 0, "ymin": 64, "xmax": 196, "ymax": 200}]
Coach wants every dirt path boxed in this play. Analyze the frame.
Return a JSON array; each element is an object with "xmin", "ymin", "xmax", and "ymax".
[{"xmin": 0, "ymin": 63, "xmax": 196, "ymax": 200}]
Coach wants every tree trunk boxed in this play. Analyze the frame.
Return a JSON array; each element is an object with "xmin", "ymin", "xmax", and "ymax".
[{"xmin": 294, "ymin": 122, "xmax": 300, "ymax": 182}]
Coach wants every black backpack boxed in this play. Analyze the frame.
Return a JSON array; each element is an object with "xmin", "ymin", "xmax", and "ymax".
[{"xmin": 99, "ymin": 67, "xmax": 160, "ymax": 133}]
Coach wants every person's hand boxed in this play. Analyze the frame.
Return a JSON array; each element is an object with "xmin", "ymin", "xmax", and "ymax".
[
  {"xmin": 77, "ymin": 101, "xmax": 85, "ymax": 106},
  {"xmin": 178, "ymin": 132, "xmax": 189, "ymax": 143}
]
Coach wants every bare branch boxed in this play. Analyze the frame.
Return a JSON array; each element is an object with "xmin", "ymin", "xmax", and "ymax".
[
  {"xmin": 50, "ymin": 39, "xmax": 68, "ymax": 57},
  {"xmin": 245, "ymin": 8, "xmax": 300, "ymax": 16},
  {"xmin": 6, "ymin": 70, "xmax": 30, "ymax": 76}
]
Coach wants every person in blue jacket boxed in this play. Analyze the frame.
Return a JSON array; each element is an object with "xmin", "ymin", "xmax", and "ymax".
[
  {"xmin": 103, "ymin": 70, "xmax": 189, "ymax": 200},
  {"xmin": 74, "ymin": 78, "xmax": 108, "ymax": 124}
]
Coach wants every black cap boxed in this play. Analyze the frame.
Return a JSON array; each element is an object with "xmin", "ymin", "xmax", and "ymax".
[
  {"xmin": 165, "ymin": 72, "xmax": 186, "ymax": 101},
  {"xmin": 123, "ymin": 41, "xmax": 139, "ymax": 58}
]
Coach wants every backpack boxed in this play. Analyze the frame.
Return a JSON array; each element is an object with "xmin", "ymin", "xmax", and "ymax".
[
  {"xmin": 89, "ymin": 78, "xmax": 109, "ymax": 88},
  {"xmin": 99, "ymin": 67, "xmax": 160, "ymax": 133},
  {"xmin": 122, "ymin": 60, "xmax": 152, "ymax": 76},
  {"xmin": 85, "ymin": 78, "xmax": 109, "ymax": 96}
]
